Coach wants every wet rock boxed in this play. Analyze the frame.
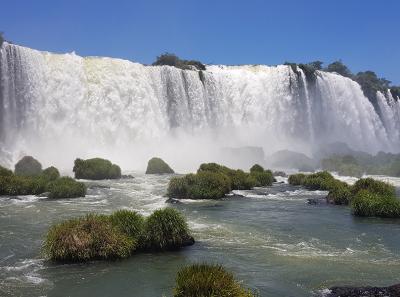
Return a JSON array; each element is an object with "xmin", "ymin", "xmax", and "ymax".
[
  {"xmin": 307, "ymin": 197, "xmax": 326, "ymax": 205},
  {"xmin": 37, "ymin": 192, "xmax": 50, "ymax": 197},
  {"xmin": 165, "ymin": 197, "xmax": 183, "ymax": 204},
  {"xmin": 326, "ymin": 284, "xmax": 400, "ymax": 297},
  {"xmin": 121, "ymin": 174, "xmax": 134, "ymax": 179}
]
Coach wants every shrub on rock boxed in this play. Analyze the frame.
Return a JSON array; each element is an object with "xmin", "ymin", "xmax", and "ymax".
[
  {"xmin": 145, "ymin": 208, "xmax": 194, "ymax": 250},
  {"xmin": 43, "ymin": 214, "xmax": 135, "ymax": 262},
  {"xmin": 145, "ymin": 157, "xmax": 174, "ymax": 174},
  {"xmin": 173, "ymin": 264, "xmax": 256, "ymax": 297},
  {"xmin": 0, "ymin": 175, "xmax": 47, "ymax": 196},
  {"xmin": 46, "ymin": 177, "xmax": 86, "ymax": 199},
  {"xmin": 14, "ymin": 156, "xmax": 42, "ymax": 176},
  {"xmin": 42, "ymin": 166, "xmax": 60, "ymax": 181},
  {"xmin": 73, "ymin": 158, "xmax": 121, "ymax": 180}
]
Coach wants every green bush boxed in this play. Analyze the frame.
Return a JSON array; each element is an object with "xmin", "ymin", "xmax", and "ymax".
[
  {"xmin": 326, "ymin": 182, "xmax": 352, "ymax": 205},
  {"xmin": 46, "ymin": 177, "xmax": 86, "ymax": 199},
  {"xmin": 351, "ymin": 178, "xmax": 395, "ymax": 197},
  {"xmin": 145, "ymin": 157, "xmax": 174, "ymax": 174},
  {"xmin": 288, "ymin": 173, "xmax": 307, "ymax": 185},
  {"xmin": 302, "ymin": 171, "xmax": 335, "ymax": 191},
  {"xmin": 250, "ymin": 170, "xmax": 274, "ymax": 187},
  {"xmin": 0, "ymin": 165, "xmax": 13, "ymax": 177},
  {"xmin": 145, "ymin": 208, "xmax": 193, "ymax": 251},
  {"xmin": 228, "ymin": 170, "xmax": 257, "ymax": 190},
  {"xmin": 153, "ymin": 53, "xmax": 206, "ymax": 71},
  {"xmin": 73, "ymin": 158, "xmax": 121, "ymax": 180},
  {"xmin": 168, "ymin": 172, "xmax": 231, "ymax": 200},
  {"xmin": 249, "ymin": 164, "xmax": 264, "ymax": 173},
  {"xmin": 14, "ymin": 156, "xmax": 42, "ymax": 176},
  {"xmin": 43, "ymin": 214, "xmax": 135, "ymax": 262},
  {"xmin": 109, "ymin": 210, "xmax": 145, "ymax": 244},
  {"xmin": 351, "ymin": 190, "xmax": 400, "ymax": 218},
  {"xmin": 43, "ymin": 208, "xmax": 194, "ymax": 262},
  {"xmin": 173, "ymin": 264, "xmax": 256, "ymax": 297},
  {"xmin": 0, "ymin": 175, "xmax": 47, "ymax": 196},
  {"xmin": 42, "ymin": 166, "xmax": 60, "ymax": 181}
]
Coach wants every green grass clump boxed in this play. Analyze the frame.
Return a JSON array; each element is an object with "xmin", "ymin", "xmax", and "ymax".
[
  {"xmin": 168, "ymin": 172, "xmax": 231, "ymax": 199},
  {"xmin": 302, "ymin": 171, "xmax": 335, "ymax": 191},
  {"xmin": 351, "ymin": 178, "xmax": 396, "ymax": 197},
  {"xmin": 73, "ymin": 158, "xmax": 121, "ymax": 180},
  {"xmin": 14, "ymin": 156, "xmax": 42, "ymax": 176},
  {"xmin": 145, "ymin": 157, "xmax": 174, "ymax": 174},
  {"xmin": 351, "ymin": 190, "xmax": 400, "ymax": 218},
  {"xmin": 46, "ymin": 177, "xmax": 86, "ymax": 199},
  {"xmin": 43, "ymin": 214, "xmax": 135, "ymax": 262},
  {"xmin": 173, "ymin": 264, "xmax": 257, "ymax": 297},
  {"xmin": 109, "ymin": 210, "xmax": 145, "ymax": 244},
  {"xmin": 43, "ymin": 208, "xmax": 194, "ymax": 262},
  {"xmin": 0, "ymin": 165, "xmax": 13, "ymax": 177},
  {"xmin": 288, "ymin": 173, "xmax": 307, "ymax": 185},
  {"xmin": 0, "ymin": 175, "xmax": 48, "ymax": 196},
  {"xmin": 145, "ymin": 208, "xmax": 193, "ymax": 251},
  {"xmin": 168, "ymin": 163, "xmax": 275, "ymax": 200},
  {"xmin": 42, "ymin": 166, "xmax": 60, "ymax": 181},
  {"xmin": 250, "ymin": 170, "xmax": 274, "ymax": 187},
  {"xmin": 326, "ymin": 181, "xmax": 352, "ymax": 205}
]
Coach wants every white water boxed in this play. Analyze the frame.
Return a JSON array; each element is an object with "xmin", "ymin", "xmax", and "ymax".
[{"xmin": 0, "ymin": 43, "xmax": 399, "ymax": 171}]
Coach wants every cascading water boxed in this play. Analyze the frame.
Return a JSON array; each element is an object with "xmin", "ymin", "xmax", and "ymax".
[{"xmin": 0, "ymin": 42, "xmax": 399, "ymax": 171}]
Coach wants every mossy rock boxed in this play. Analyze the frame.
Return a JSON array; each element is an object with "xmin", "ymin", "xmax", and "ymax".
[
  {"xmin": 73, "ymin": 158, "xmax": 121, "ymax": 180},
  {"xmin": 145, "ymin": 157, "xmax": 174, "ymax": 174},
  {"xmin": 288, "ymin": 173, "xmax": 307, "ymax": 186},
  {"xmin": 173, "ymin": 264, "xmax": 257, "ymax": 297},
  {"xmin": 14, "ymin": 156, "xmax": 42, "ymax": 176},
  {"xmin": 145, "ymin": 208, "xmax": 194, "ymax": 250},
  {"xmin": 43, "ymin": 214, "xmax": 135, "ymax": 262},
  {"xmin": 46, "ymin": 177, "xmax": 86, "ymax": 199},
  {"xmin": 326, "ymin": 182, "xmax": 352, "ymax": 205}
]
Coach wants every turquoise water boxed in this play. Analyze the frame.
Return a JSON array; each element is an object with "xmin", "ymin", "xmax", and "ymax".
[{"xmin": 0, "ymin": 174, "xmax": 399, "ymax": 297}]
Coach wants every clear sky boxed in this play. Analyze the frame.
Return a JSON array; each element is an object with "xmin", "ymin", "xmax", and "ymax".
[{"xmin": 2, "ymin": 0, "xmax": 399, "ymax": 84}]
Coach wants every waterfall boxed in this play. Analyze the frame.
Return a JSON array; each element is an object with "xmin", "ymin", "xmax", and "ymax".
[{"xmin": 0, "ymin": 43, "xmax": 399, "ymax": 171}]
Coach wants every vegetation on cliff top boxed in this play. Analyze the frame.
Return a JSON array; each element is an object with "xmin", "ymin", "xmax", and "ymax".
[{"xmin": 153, "ymin": 53, "xmax": 206, "ymax": 71}]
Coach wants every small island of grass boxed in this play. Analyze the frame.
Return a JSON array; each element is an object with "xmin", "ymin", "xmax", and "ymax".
[
  {"xmin": 167, "ymin": 163, "xmax": 275, "ymax": 200},
  {"xmin": 288, "ymin": 172, "xmax": 400, "ymax": 218},
  {"xmin": 43, "ymin": 207, "xmax": 194, "ymax": 262}
]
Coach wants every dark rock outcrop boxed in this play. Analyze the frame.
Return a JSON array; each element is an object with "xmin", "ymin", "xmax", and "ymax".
[{"xmin": 326, "ymin": 284, "xmax": 400, "ymax": 297}]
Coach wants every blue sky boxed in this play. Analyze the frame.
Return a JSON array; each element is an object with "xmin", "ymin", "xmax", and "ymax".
[{"xmin": 2, "ymin": 0, "xmax": 399, "ymax": 84}]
